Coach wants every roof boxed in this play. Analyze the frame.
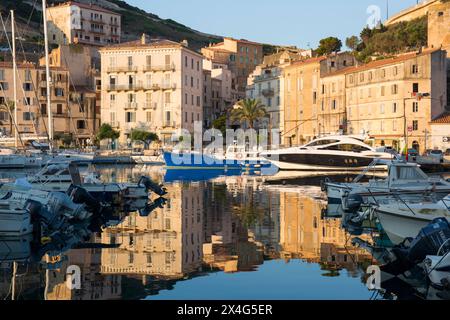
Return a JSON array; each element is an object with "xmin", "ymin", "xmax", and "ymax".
[
  {"xmin": 431, "ymin": 111, "xmax": 450, "ymax": 124},
  {"xmin": 48, "ymin": 1, "xmax": 120, "ymax": 16},
  {"xmin": 100, "ymin": 38, "xmax": 202, "ymax": 56},
  {"xmin": 329, "ymin": 48, "xmax": 443, "ymax": 76},
  {"xmin": 284, "ymin": 56, "xmax": 326, "ymax": 69}
]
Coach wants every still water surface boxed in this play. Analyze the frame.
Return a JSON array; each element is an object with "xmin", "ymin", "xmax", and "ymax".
[{"xmin": 0, "ymin": 165, "xmax": 442, "ymax": 300}]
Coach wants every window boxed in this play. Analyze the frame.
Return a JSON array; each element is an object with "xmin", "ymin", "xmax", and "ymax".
[
  {"xmin": 41, "ymin": 104, "xmax": 47, "ymax": 115},
  {"xmin": 380, "ymin": 104, "xmax": 385, "ymax": 114},
  {"xmin": 0, "ymin": 70, "xmax": 4, "ymax": 80},
  {"xmin": 55, "ymin": 88, "xmax": 64, "ymax": 97},
  {"xmin": 184, "ymin": 111, "xmax": 188, "ymax": 123},
  {"xmin": 393, "ymin": 66, "xmax": 398, "ymax": 76},
  {"xmin": 381, "ymin": 86, "xmax": 385, "ymax": 96},
  {"xmin": 146, "ymin": 55, "xmax": 152, "ymax": 68},
  {"xmin": 412, "ymin": 120, "xmax": 419, "ymax": 131},
  {"xmin": 412, "ymin": 64, "xmax": 419, "ymax": 74},
  {"xmin": 349, "ymin": 75, "xmax": 354, "ymax": 84},
  {"xmin": 412, "ymin": 102, "xmax": 419, "ymax": 113},
  {"xmin": 196, "ymin": 96, "xmax": 200, "ymax": 107},
  {"xmin": 393, "ymin": 119, "xmax": 397, "ymax": 131},
  {"xmin": 381, "ymin": 69, "xmax": 386, "ymax": 78},
  {"xmin": 166, "ymin": 111, "xmax": 171, "ymax": 123},
  {"xmin": 0, "ymin": 82, "xmax": 8, "ymax": 90},
  {"xmin": 23, "ymin": 83, "xmax": 32, "ymax": 91},
  {"xmin": 23, "ymin": 112, "xmax": 34, "ymax": 121},
  {"xmin": 331, "ymin": 100, "xmax": 337, "ymax": 110},
  {"xmin": 77, "ymin": 120, "xmax": 86, "ymax": 129},
  {"xmin": 125, "ymin": 112, "xmax": 136, "ymax": 123},
  {"xmin": 412, "ymin": 83, "xmax": 419, "ymax": 93},
  {"xmin": 392, "ymin": 102, "xmax": 397, "ymax": 113},
  {"xmin": 313, "ymin": 91, "xmax": 317, "ymax": 104},
  {"xmin": 146, "ymin": 111, "xmax": 152, "ymax": 122},
  {"xmin": 359, "ymin": 73, "xmax": 364, "ymax": 82},
  {"xmin": 56, "ymin": 104, "xmax": 63, "ymax": 114},
  {"xmin": 25, "ymin": 70, "xmax": 32, "ymax": 81},
  {"xmin": 165, "ymin": 92, "xmax": 171, "ymax": 103},
  {"xmin": 391, "ymin": 84, "xmax": 398, "ymax": 94},
  {"xmin": 23, "ymin": 97, "xmax": 31, "ymax": 105}
]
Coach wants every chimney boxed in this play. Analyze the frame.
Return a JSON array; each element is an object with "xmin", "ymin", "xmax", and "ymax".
[
  {"xmin": 181, "ymin": 40, "xmax": 189, "ymax": 47},
  {"xmin": 141, "ymin": 33, "xmax": 147, "ymax": 45}
]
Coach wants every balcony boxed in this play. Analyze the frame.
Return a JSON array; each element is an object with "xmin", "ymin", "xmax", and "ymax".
[
  {"xmin": 125, "ymin": 102, "xmax": 138, "ymax": 110},
  {"xmin": 143, "ymin": 102, "xmax": 157, "ymax": 110},
  {"xmin": 90, "ymin": 28, "xmax": 105, "ymax": 35},
  {"xmin": 107, "ymin": 84, "xmax": 142, "ymax": 91},
  {"xmin": 163, "ymin": 121, "xmax": 176, "ymax": 128},
  {"xmin": 106, "ymin": 66, "xmax": 139, "ymax": 73},
  {"xmin": 261, "ymin": 88, "xmax": 275, "ymax": 97},
  {"xmin": 143, "ymin": 63, "xmax": 176, "ymax": 72}
]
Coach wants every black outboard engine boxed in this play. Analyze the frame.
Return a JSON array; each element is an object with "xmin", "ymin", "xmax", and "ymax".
[
  {"xmin": 343, "ymin": 193, "xmax": 363, "ymax": 213},
  {"xmin": 139, "ymin": 176, "xmax": 167, "ymax": 196},
  {"xmin": 407, "ymin": 218, "xmax": 450, "ymax": 263},
  {"xmin": 380, "ymin": 218, "xmax": 450, "ymax": 276},
  {"xmin": 139, "ymin": 197, "xmax": 167, "ymax": 217},
  {"xmin": 67, "ymin": 185, "xmax": 100, "ymax": 212}
]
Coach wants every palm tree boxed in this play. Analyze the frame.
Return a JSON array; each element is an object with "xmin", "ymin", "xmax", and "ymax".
[
  {"xmin": 0, "ymin": 100, "xmax": 15, "ymax": 136},
  {"xmin": 230, "ymin": 99, "xmax": 268, "ymax": 129}
]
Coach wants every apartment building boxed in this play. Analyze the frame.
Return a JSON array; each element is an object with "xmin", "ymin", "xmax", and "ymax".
[
  {"xmin": 46, "ymin": 1, "xmax": 121, "ymax": 47},
  {"xmin": 202, "ymin": 58, "xmax": 233, "ymax": 127},
  {"xmin": 247, "ymin": 51, "xmax": 305, "ymax": 144},
  {"xmin": 430, "ymin": 112, "xmax": 450, "ymax": 151},
  {"xmin": 40, "ymin": 45, "xmax": 101, "ymax": 144},
  {"xmin": 100, "ymin": 36, "xmax": 204, "ymax": 146},
  {"xmin": 202, "ymin": 37, "xmax": 263, "ymax": 94},
  {"xmin": 345, "ymin": 49, "xmax": 448, "ymax": 153},
  {"xmin": 0, "ymin": 62, "xmax": 85, "ymax": 146}
]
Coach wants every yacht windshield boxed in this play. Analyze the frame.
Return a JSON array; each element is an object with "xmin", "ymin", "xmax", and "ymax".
[
  {"xmin": 319, "ymin": 144, "xmax": 371, "ymax": 152},
  {"xmin": 394, "ymin": 166, "xmax": 428, "ymax": 181},
  {"xmin": 305, "ymin": 139, "xmax": 340, "ymax": 147}
]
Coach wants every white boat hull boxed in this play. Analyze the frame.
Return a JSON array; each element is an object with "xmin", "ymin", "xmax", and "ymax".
[
  {"xmin": 376, "ymin": 205, "xmax": 450, "ymax": 245},
  {"xmin": 0, "ymin": 210, "xmax": 33, "ymax": 237}
]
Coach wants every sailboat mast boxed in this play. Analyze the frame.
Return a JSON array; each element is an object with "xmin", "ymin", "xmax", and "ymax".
[
  {"xmin": 42, "ymin": 0, "xmax": 53, "ymax": 151},
  {"xmin": 11, "ymin": 10, "xmax": 18, "ymax": 149}
]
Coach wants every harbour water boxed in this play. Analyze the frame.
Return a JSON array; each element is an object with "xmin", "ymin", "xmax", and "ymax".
[{"xmin": 0, "ymin": 165, "xmax": 446, "ymax": 300}]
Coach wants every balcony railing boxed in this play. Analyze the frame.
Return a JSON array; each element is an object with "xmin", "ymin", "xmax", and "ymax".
[
  {"xmin": 125, "ymin": 102, "xmax": 138, "ymax": 110},
  {"xmin": 143, "ymin": 102, "xmax": 157, "ymax": 110},
  {"xmin": 144, "ymin": 63, "xmax": 176, "ymax": 72},
  {"xmin": 163, "ymin": 121, "xmax": 176, "ymax": 128},
  {"xmin": 106, "ymin": 66, "xmax": 139, "ymax": 73},
  {"xmin": 261, "ymin": 88, "xmax": 275, "ymax": 97},
  {"xmin": 90, "ymin": 28, "xmax": 105, "ymax": 35},
  {"xmin": 107, "ymin": 83, "xmax": 177, "ymax": 91}
]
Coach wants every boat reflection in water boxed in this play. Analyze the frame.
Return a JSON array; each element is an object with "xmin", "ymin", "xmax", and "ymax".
[{"xmin": 0, "ymin": 165, "xmax": 447, "ymax": 300}]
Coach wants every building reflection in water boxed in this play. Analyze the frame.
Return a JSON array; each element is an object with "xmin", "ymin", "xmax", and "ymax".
[{"xmin": 0, "ymin": 172, "xmax": 378, "ymax": 300}]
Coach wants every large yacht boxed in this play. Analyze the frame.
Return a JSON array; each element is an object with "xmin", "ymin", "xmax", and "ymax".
[{"xmin": 261, "ymin": 136, "xmax": 395, "ymax": 171}]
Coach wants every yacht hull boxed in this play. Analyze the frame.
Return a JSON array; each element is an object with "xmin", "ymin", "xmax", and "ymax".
[
  {"xmin": 376, "ymin": 207, "xmax": 450, "ymax": 245},
  {"xmin": 0, "ymin": 210, "xmax": 33, "ymax": 237}
]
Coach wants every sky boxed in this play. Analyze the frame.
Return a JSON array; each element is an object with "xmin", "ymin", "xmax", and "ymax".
[{"xmin": 126, "ymin": 0, "xmax": 421, "ymax": 49}]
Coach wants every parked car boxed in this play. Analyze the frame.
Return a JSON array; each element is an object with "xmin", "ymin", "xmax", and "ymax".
[{"xmin": 427, "ymin": 149, "xmax": 444, "ymax": 162}]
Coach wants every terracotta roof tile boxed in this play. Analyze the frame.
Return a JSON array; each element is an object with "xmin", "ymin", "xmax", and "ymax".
[{"xmin": 431, "ymin": 112, "xmax": 450, "ymax": 124}]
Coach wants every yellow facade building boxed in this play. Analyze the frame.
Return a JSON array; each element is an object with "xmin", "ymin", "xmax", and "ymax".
[{"xmin": 344, "ymin": 49, "xmax": 448, "ymax": 152}]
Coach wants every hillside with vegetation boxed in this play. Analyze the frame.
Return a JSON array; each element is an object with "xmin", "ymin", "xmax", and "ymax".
[
  {"xmin": 345, "ymin": 16, "xmax": 428, "ymax": 62},
  {"xmin": 0, "ymin": 0, "xmax": 223, "ymax": 51}
]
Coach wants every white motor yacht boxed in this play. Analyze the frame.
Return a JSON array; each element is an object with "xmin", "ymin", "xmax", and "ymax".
[
  {"xmin": 261, "ymin": 136, "xmax": 394, "ymax": 171},
  {"xmin": 325, "ymin": 161, "xmax": 450, "ymax": 214}
]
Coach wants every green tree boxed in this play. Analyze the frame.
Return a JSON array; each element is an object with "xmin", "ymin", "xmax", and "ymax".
[
  {"xmin": 230, "ymin": 99, "xmax": 268, "ymax": 129},
  {"xmin": 131, "ymin": 129, "xmax": 159, "ymax": 148},
  {"xmin": 0, "ymin": 100, "xmax": 15, "ymax": 135},
  {"xmin": 345, "ymin": 35, "xmax": 360, "ymax": 51},
  {"xmin": 316, "ymin": 37, "xmax": 342, "ymax": 56},
  {"xmin": 96, "ymin": 123, "xmax": 120, "ymax": 141},
  {"xmin": 212, "ymin": 113, "xmax": 227, "ymax": 135},
  {"xmin": 54, "ymin": 133, "xmax": 73, "ymax": 147}
]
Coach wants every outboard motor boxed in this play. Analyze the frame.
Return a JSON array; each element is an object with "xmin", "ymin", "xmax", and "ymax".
[
  {"xmin": 379, "ymin": 218, "xmax": 450, "ymax": 276},
  {"xmin": 67, "ymin": 185, "xmax": 101, "ymax": 213},
  {"xmin": 139, "ymin": 197, "xmax": 167, "ymax": 217},
  {"xmin": 139, "ymin": 176, "xmax": 167, "ymax": 196},
  {"xmin": 343, "ymin": 193, "xmax": 363, "ymax": 213},
  {"xmin": 46, "ymin": 192, "xmax": 91, "ymax": 222},
  {"xmin": 407, "ymin": 218, "xmax": 450, "ymax": 263}
]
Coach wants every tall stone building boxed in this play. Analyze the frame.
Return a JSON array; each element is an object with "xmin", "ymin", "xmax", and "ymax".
[
  {"xmin": 428, "ymin": 1, "xmax": 450, "ymax": 51},
  {"xmin": 202, "ymin": 38, "xmax": 263, "ymax": 95},
  {"xmin": 100, "ymin": 36, "xmax": 203, "ymax": 146},
  {"xmin": 345, "ymin": 49, "xmax": 447, "ymax": 153},
  {"xmin": 46, "ymin": 1, "xmax": 121, "ymax": 46}
]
